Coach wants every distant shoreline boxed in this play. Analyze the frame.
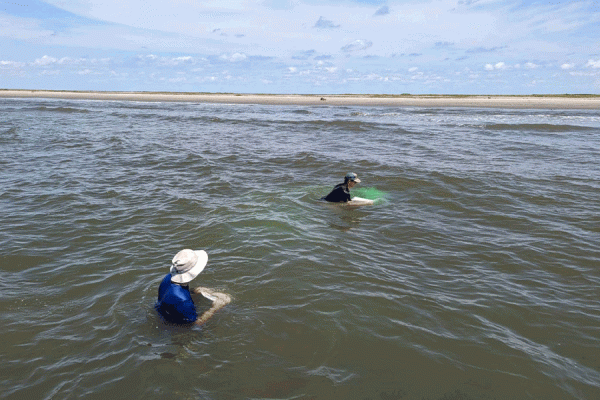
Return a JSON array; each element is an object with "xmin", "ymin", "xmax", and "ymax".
[{"xmin": 1, "ymin": 89, "xmax": 599, "ymax": 109}]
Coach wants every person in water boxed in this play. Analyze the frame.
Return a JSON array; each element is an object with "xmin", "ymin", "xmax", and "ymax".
[
  {"xmin": 155, "ymin": 249, "xmax": 231, "ymax": 326},
  {"xmin": 322, "ymin": 172, "xmax": 361, "ymax": 202}
]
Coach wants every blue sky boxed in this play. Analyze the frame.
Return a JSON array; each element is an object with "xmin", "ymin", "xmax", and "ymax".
[{"xmin": 1, "ymin": 0, "xmax": 599, "ymax": 94}]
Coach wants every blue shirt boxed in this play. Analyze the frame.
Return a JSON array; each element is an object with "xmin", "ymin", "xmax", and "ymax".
[{"xmin": 155, "ymin": 274, "xmax": 197, "ymax": 324}]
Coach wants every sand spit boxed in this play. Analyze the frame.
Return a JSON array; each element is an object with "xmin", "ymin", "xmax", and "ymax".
[{"xmin": 1, "ymin": 90, "xmax": 599, "ymax": 109}]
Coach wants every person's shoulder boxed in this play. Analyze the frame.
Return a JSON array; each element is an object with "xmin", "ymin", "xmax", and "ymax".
[{"xmin": 158, "ymin": 273, "xmax": 170, "ymax": 288}]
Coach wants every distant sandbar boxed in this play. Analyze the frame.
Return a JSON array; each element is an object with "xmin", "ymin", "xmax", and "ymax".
[{"xmin": 1, "ymin": 90, "xmax": 599, "ymax": 109}]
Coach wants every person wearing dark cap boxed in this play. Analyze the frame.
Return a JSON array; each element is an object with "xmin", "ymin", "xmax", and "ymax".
[
  {"xmin": 155, "ymin": 249, "xmax": 231, "ymax": 326},
  {"xmin": 322, "ymin": 172, "xmax": 362, "ymax": 203}
]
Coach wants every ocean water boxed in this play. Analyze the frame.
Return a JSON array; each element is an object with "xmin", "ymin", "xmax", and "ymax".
[{"xmin": 0, "ymin": 98, "xmax": 599, "ymax": 399}]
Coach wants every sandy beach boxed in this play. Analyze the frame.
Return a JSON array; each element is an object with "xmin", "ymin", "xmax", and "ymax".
[{"xmin": 1, "ymin": 89, "xmax": 599, "ymax": 109}]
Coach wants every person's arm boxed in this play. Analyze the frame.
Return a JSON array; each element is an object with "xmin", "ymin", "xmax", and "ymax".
[{"xmin": 192, "ymin": 287, "xmax": 231, "ymax": 326}]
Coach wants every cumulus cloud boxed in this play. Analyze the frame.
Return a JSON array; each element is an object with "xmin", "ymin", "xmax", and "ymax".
[
  {"xmin": 341, "ymin": 40, "xmax": 373, "ymax": 53},
  {"xmin": 220, "ymin": 53, "xmax": 247, "ymax": 62},
  {"xmin": 484, "ymin": 62, "xmax": 507, "ymax": 70},
  {"xmin": 561, "ymin": 63, "xmax": 575, "ymax": 69},
  {"xmin": 525, "ymin": 62, "xmax": 538, "ymax": 69},
  {"xmin": 325, "ymin": 67, "xmax": 337, "ymax": 73},
  {"xmin": 288, "ymin": 67, "xmax": 297, "ymax": 72},
  {"xmin": 374, "ymin": 6, "xmax": 389, "ymax": 16},
  {"xmin": 408, "ymin": 67, "xmax": 418, "ymax": 72},
  {"xmin": 586, "ymin": 59, "xmax": 600, "ymax": 68},
  {"xmin": 32, "ymin": 55, "xmax": 58, "ymax": 66},
  {"xmin": 314, "ymin": 16, "xmax": 340, "ymax": 29}
]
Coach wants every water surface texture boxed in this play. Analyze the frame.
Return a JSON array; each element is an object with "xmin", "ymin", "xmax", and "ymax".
[{"xmin": 1, "ymin": 98, "xmax": 599, "ymax": 399}]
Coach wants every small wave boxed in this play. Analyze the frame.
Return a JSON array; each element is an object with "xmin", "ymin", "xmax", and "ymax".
[
  {"xmin": 484, "ymin": 123, "xmax": 595, "ymax": 132},
  {"xmin": 1, "ymin": 126, "xmax": 19, "ymax": 142},
  {"xmin": 107, "ymin": 112, "xmax": 130, "ymax": 119},
  {"xmin": 27, "ymin": 106, "xmax": 91, "ymax": 114},
  {"xmin": 291, "ymin": 109, "xmax": 312, "ymax": 115},
  {"xmin": 305, "ymin": 119, "xmax": 378, "ymax": 132}
]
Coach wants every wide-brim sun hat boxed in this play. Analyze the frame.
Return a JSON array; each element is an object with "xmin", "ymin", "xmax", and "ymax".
[{"xmin": 170, "ymin": 249, "xmax": 208, "ymax": 284}]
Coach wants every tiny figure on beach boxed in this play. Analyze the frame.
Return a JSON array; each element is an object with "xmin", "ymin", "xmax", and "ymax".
[
  {"xmin": 155, "ymin": 249, "xmax": 231, "ymax": 326},
  {"xmin": 321, "ymin": 172, "xmax": 362, "ymax": 203}
]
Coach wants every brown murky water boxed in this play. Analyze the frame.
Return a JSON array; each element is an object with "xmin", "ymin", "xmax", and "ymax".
[{"xmin": 1, "ymin": 98, "xmax": 599, "ymax": 399}]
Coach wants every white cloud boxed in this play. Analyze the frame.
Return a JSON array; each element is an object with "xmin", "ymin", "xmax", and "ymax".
[
  {"xmin": 220, "ymin": 53, "xmax": 247, "ymax": 62},
  {"xmin": 325, "ymin": 67, "xmax": 337, "ymax": 73},
  {"xmin": 568, "ymin": 70, "xmax": 600, "ymax": 77},
  {"xmin": 0, "ymin": 60, "xmax": 25, "ymax": 68},
  {"xmin": 341, "ymin": 40, "xmax": 372, "ymax": 53},
  {"xmin": 161, "ymin": 56, "xmax": 195, "ymax": 66},
  {"xmin": 484, "ymin": 62, "xmax": 509, "ymax": 70},
  {"xmin": 561, "ymin": 63, "xmax": 575, "ymax": 69},
  {"xmin": 524, "ymin": 62, "xmax": 538, "ymax": 69},
  {"xmin": 288, "ymin": 67, "xmax": 297, "ymax": 73},
  {"xmin": 408, "ymin": 67, "xmax": 418, "ymax": 72},
  {"xmin": 173, "ymin": 56, "xmax": 193, "ymax": 63},
  {"xmin": 586, "ymin": 59, "xmax": 600, "ymax": 68},
  {"xmin": 32, "ymin": 55, "xmax": 58, "ymax": 66}
]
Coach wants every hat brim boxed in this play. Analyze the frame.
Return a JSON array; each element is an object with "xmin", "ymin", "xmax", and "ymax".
[{"xmin": 170, "ymin": 250, "xmax": 208, "ymax": 284}]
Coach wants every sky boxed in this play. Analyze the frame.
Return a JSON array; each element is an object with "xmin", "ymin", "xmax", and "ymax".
[{"xmin": 1, "ymin": 0, "xmax": 599, "ymax": 94}]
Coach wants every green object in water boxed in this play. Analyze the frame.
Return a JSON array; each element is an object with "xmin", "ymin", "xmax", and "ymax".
[{"xmin": 352, "ymin": 187, "xmax": 387, "ymax": 201}]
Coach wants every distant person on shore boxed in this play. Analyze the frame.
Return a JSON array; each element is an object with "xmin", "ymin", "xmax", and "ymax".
[
  {"xmin": 321, "ymin": 172, "xmax": 361, "ymax": 202},
  {"xmin": 155, "ymin": 249, "xmax": 231, "ymax": 326}
]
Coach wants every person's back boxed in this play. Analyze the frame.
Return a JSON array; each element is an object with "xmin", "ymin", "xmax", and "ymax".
[
  {"xmin": 322, "ymin": 182, "xmax": 350, "ymax": 202},
  {"xmin": 155, "ymin": 273, "xmax": 197, "ymax": 324}
]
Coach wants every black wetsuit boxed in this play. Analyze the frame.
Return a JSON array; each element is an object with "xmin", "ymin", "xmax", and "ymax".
[{"xmin": 322, "ymin": 182, "xmax": 351, "ymax": 202}]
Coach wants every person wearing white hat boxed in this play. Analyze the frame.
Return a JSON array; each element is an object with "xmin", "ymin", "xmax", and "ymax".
[
  {"xmin": 321, "ymin": 172, "xmax": 362, "ymax": 202},
  {"xmin": 155, "ymin": 249, "xmax": 230, "ymax": 326}
]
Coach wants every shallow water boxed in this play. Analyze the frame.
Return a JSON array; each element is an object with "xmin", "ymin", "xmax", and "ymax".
[{"xmin": 1, "ymin": 98, "xmax": 599, "ymax": 399}]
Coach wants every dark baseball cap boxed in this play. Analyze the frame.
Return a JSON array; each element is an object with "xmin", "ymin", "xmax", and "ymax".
[{"xmin": 345, "ymin": 172, "xmax": 361, "ymax": 183}]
